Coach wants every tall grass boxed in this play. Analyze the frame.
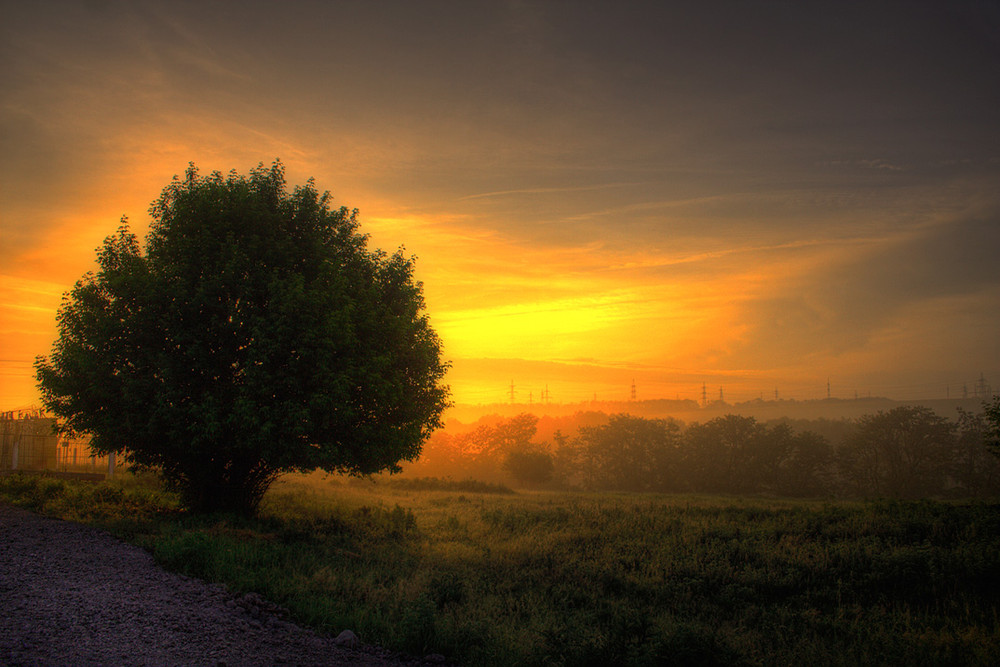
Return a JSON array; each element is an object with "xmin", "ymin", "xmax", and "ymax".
[{"xmin": 2, "ymin": 472, "xmax": 998, "ymax": 665}]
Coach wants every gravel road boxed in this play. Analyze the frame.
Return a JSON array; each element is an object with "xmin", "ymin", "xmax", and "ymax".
[{"xmin": 0, "ymin": 504, "xmax": 441, "ymax": 666}]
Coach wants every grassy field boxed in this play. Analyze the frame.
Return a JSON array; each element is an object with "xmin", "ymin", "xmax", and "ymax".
[{"xmin": 2, "ymin": 472, "xmax": 999, "ymax": 666}]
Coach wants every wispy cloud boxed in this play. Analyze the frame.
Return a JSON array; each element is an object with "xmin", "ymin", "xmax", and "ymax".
[{"xmin": 458, "ymin": 182, "xmax": 644, "ymax": 201}]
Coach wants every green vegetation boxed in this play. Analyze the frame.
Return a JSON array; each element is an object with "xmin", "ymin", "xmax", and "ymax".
[
  {"xmin": 418, "ymin": 406, "xmax": 1000, "ymax": 499},
  {"xmin": 984, "ymin": 396, "xmax": 1000, "ymax": 458},
  {"xmin": 3, "ymin": 472, "xmax": 998, "ymax": 665},
  {"xmin": 374, "ymin": 476, "xmax": 514, "ymax": 494},
  {"xmin": 34, "ymin": 161, "xmax": 449, "ymax": 515}
]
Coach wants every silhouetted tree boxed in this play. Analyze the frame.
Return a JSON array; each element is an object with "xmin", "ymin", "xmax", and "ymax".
[
  {"xmin": 503, "ymin": 447, "xmax": 555, "ymax": 486},
  {"xmin": 984, "ymin": 396, "xmax": 1000, "ymax": 458},
  {"xmin": 490, "ymin": 413, "xmax": 540, "ymax": 455},
  {"xmin": 767, "ymin": 424, "xmax": 834, "ymax": 497},
  {"xmin": 683, "ymin": 415, "xmax": 768, "ymax": 493},
  {"xmin": 838, "ymin": 406, "xmax": 955, "ymax": 498},
  {"xmin": 953, "ymin": 405, "xmax": 1000, "ymax": 497},
  {"xmin": 575, "ymin": 414, "xmax": 682, "ymax": 491},
  {"xmin": 551, "ymin": 428, "xmax": 582, "ymax": 486},
  {"xmin": 435, "ymin": 413, "xmax": 540, "ymax": 481},
  {"xmin": 35, "ymin": 162, "xmax": 449, "ymax": 514}
]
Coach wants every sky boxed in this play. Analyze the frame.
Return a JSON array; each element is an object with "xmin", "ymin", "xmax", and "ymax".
[{"xmin": 2, "ymin": 0, "xmax": 999, "ymax": 409}]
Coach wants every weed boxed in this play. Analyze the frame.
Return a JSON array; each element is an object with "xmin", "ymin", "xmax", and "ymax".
[{"xmin": 3, "ymin": 473, "xmax": 998, "ymax": 665}]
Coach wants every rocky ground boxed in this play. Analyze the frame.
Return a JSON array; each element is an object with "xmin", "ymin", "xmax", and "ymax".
[{"xmin": 0, "ymin": 504, "xmax": 446, "ymax": 666}]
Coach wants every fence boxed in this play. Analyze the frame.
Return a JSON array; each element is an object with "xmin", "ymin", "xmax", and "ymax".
[{"xmin": 1, "ymin": 409, "xmax": 113, "ymax": 477}]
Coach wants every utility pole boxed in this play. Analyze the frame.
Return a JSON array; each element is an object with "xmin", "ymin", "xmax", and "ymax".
[{"xmin": 827, "ymin": 378, "xmax": 831, "ymax": 399}]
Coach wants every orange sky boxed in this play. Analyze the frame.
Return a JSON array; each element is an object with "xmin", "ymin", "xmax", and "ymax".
[{"xmin": 2, "ymin": 1, "xmax": 999, "ymax": 409}]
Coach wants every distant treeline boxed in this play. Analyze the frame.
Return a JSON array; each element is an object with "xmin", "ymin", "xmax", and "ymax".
[{"xmin": 407, "ymin": 404, "xmax": 1000, "ymax": 499}]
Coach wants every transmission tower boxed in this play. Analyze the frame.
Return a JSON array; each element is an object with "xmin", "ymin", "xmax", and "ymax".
[
  {"xmin": 509, "ymin": 380, "xmax": 516, "ymax": 404},
  {"xmin": 701, "ymin": 383, "xmax": 707, "ymax": 407},
  {"xmin": 630, "ymin": 379, "xmax": 637, "ymax": 401},
  {"xmin": 975, "ymin": 373, "xmax": 992, "ymax": 399}
]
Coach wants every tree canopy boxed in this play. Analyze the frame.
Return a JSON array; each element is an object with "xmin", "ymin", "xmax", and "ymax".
[
  {"xmin": 35, "ymin": 161, "xmax": 450, "ymax": 514},
  {"xmin": 984, "ymin": 396, "xmax": 1000, "ymax": 458},
  {"xmin": 839, "ymin": 406, "xmax": 955, "ymax": 498}
]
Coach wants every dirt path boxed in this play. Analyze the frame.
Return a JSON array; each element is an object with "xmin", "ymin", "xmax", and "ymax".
[{"xmin": 0, "ymin": 504, "xmax": 437, "ymax": 666}]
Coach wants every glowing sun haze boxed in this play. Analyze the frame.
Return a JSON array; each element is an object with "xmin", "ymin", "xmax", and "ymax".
[{"xmin": 2, "ymin": 1, "xmax": 999, "ymax": 408}]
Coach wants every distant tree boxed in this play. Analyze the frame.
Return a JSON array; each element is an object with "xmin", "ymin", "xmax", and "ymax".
[
  {"xmin": 489, "ymin": 413, "xmax": 540, "ymax": 455},
  {"xmin": 766, "ymin": 424, "xmax": 834, "ymax": 497},
  {"xmin": 434, "ymin": 414, "xmax": 540, "ymax": 482},
  {"xmin": 575, "ymin": 414, "xmax": 682, "ymax": 491},
  {"xmin": 550, "ymin": 428, "xmax": 582, "ymax": 486},
  {"xmin": 838, "ymin": 407, "xmax": 955, "ymax": 498},
  {"xmin": 953, "ymin": 406, "xmax": 1000, "ymax": 498},
  {"xmin": 984, "ymin": 396, "xmax": 1000, "ymax": 458},
  {"xmin": 682, "ymin": 415, "xmax": 767, "ymax": 493},
  {"xmin": 502, "ymin": 447, "xmax": 555, "ymax": 486},
  {"xmin": 449, "ymin": 413, "xmax": 538, "ymax": 460},
  {"xmin": 552, "ymin": 428, "xmax": 569, "ymax": 451},
  {"xmin": 35, "ymin": 162, "xmax": 449, "ymax": 514}
]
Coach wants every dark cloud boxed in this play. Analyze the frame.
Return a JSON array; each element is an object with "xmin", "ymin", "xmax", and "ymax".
[{"xmin": 731, "ymin": 201, "xmax": 1000, "ymax": 367}]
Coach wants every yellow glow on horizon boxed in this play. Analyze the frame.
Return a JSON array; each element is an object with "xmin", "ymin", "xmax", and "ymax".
[
  {"xmin": 435, "ymin": 289, "xmax": 655, "ymax": 360},
  {"xmin": 0, "ymin": 275, "xmax": 67, "ymax": 408},
  {"xmin": 2, "ymin": 165, "xmax": 990, "ymax": 411},
  {"xmin": 0, "ymin": 199, "xmax": 812, "ymax": 410}
]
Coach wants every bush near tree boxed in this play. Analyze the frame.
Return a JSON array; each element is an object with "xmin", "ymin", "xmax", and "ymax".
[{"xmin": 35, "ymin": 161, "xmax": 449, "ymax": 515}]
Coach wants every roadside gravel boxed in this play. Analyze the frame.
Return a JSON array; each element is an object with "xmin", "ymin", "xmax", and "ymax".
[{"xmin": 0, "ymin": 504, "xmax": 441, "ymax": 666}]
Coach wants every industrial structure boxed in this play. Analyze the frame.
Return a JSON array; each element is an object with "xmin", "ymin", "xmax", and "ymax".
[{"xmin": 1, "ymin": 409, "xmax": 113, "ymax": 478}]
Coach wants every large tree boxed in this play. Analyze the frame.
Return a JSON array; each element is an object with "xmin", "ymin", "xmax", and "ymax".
[{"xmin": 36, "ymin": 162, "xmax": 450, "ymax": 514}]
